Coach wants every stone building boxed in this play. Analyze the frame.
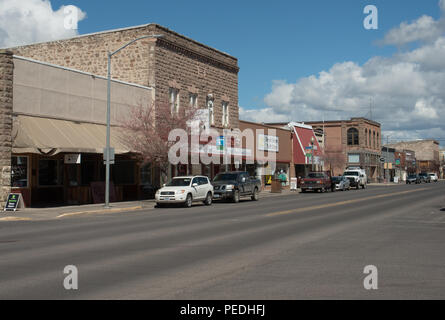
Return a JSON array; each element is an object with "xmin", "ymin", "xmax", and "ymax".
[
  {"xmin": 0, "ymin": 24, "xmax": 240, "ymax": 207},
  {"xmin": 12, "ymin": 23, "xmax": 239, "ymax": 129},
  {"xmin": 386, "ymin": 140, "xmax": 440, "ymax": 175}
]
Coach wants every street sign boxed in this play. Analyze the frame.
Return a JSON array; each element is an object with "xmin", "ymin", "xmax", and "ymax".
[
  {"xmin": 103, "ymin": 148, "xmax": 115, "ymax": 165},
  {"xmin": 379, "ymin": 157, "xmax": 385, "ymax": 163}
]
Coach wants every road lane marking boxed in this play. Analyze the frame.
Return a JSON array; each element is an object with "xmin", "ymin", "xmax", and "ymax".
[
  {"xmin": 57, "ymin": 205, "xmax": 143, "ymax": 219},
  {"xmin": 265, "ymin": 188, "xmax": 430, "ymax": 217}
]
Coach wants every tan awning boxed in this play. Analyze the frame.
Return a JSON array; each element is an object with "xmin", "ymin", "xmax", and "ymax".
[{"xmin": 12, "ymin": 115, "xmax": 131, "ymax": 155}]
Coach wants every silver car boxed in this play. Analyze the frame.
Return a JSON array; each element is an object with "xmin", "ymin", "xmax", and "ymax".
[{"xmin": 332, "ymin": 176, "xmax": 350, "ymax": 191}]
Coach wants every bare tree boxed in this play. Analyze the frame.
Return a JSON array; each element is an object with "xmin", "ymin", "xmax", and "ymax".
[
  {"xmin": 321, "ymin": 151, "xmax": 345, "ymax": 176},
  {"xmin": 120, "ymin": 101, "xmax": 199, "ymax": 185}
]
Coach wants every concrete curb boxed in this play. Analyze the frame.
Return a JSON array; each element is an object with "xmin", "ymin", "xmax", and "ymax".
[{"xmin": 56, "ymin": 205, "xmax": 143, "ymax": 219}]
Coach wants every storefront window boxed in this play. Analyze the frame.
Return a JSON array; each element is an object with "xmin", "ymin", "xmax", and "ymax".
[
  {"xmin": 112, "ymin": 161, "xmax": 135, "ymax": 185},
  {"xmin": 39, "ymin": 159, "xmax": 63, "ymax": 186},
  {"xmin": 81, "ymin": 161, "xmax": 96, "ymax": 186},
  {"xmin": 11, "ymin": 156, "xmax": 28, "ymax": 188},
  {"xmin": 348, "ymin": 154, "xmax": 360, "ymax": 163},
  {"xmin": 140, "ymin": 163, "xmax": 152, "ymax": 185}
]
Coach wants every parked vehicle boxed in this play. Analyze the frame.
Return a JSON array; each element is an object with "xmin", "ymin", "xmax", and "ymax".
[
  {"xmin": 428, "ymin": 172, "xmax": 438, "ymax": 182},
  {"xmin": 300, "ymin": 171, "xmax": 332, "ymax": 193},
  {"xmin": 212, "ymin": 171, "xmax": 261, "ymax": 203},
  {"xmin": 343, "ymin": 168, "xmax": 367, "ymax": 189},
  {"xmin": 332, "ymin": 176, "xmax": 351, "ymax": 191},
  {"xmin": 155, "ymin": 176, "xmax": 214, "ymax": 208},
  {"xmin": 406, "ymin": 174, "xmax": 421, "ymax": 184},
  {"xmin": 419, "ymin": 172, "xmax": 431, "ymax": 183}
]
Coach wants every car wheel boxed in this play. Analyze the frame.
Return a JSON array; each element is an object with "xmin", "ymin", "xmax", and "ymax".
[
  {"xmin": 155, "ymin": 203, "xmax": 164, "ymax": 208},
  {"xmin": 251, "ymin": 188, "xmax": 259, "ymax": 201},
  {"xmin": 184, "ymin": 194, "xmax": 193, "ymax": 208},
  {"xmin": 233, "ymin": 190, "xmax": 240, "ymax": 203},
  {"xmin": 301, "ymin": 189, "xmax": 306, "ymax": 193},
  {"xmin": 204, "ymin": 192, "xmax": 212, "ymax": 206}
]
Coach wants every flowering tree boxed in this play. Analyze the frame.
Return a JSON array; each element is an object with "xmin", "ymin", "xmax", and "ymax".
[{"xmin": 120, "ymin": 101, "xmax": 199, "ymax": 185}]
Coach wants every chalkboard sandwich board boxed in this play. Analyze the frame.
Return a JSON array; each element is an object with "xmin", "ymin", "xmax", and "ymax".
[{"xmin": 3, "ymin": 193, "xmax": 24, "ymax": 212}]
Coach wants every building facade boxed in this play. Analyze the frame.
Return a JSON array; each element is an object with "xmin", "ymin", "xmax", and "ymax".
[
  {"xmin": 386, "ymin": 140, "xmax": 440, "ymax": 175},
  {"xmin": 303, "ymin": 118, "xmax": 382, "ymax": 182},
  {"xmin": 1, "ymin": 24, "xmax": 240, "ymax": 207}
]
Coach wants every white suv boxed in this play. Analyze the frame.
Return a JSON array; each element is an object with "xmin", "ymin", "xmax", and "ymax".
[
  {"xmin": 155, "ymin": 176, "xmax": 214, "ymax": 208},
  {"xmin": 428, "ymin": 173, "xmax": 438, "ymax": 182}
]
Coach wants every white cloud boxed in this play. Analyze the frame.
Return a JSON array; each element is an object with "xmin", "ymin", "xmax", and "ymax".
[
  {"xmin": 241, "ymin": 2, "xmax": 445, "ymax": 144},
  {"xmin": 379, "ymin": 15, "xmax": 445, "ymax": 46},
  {"xmin": 0, "ymin": 0, "xmax": 86, "ymax": 48}
]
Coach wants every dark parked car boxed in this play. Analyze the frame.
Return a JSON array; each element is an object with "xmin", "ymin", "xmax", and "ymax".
[
  {"xmin": 300, "ymin": 172, "xmax": 332, "ymax": 193},
  {"xmin": 419, "ymin": 172, "xmax": 431, "ymax": 183},
  {"xmin": 212, "ymin": 171, "xmax": 261, "ymax": 203},
  {"xmin": 406, "ymin": 174, "xmax": 421, "ymax": 184}
]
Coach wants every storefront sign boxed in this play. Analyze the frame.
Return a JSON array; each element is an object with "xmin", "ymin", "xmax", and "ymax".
[
  {"xmin": 3, "ymin": 193, "xmax": 24, "ymax": 212},
  {"xmin": 290, "ymin": 178, "xmax": 298, "ymax": 191},
  {"xmin": 258, "ymin": 134, "xmax": 279, "ymax": 152},
  {"xmin": 64, "ymin": 154, "xmax": 81, "ymax": 164}
]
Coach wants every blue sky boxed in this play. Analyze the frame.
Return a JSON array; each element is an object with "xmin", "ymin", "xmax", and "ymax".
[
  {"xmin": 1, "ymin": 0, "xmax": 444, "ymax": 143},
  {"xmin": 48, "ymin": 0, "xmax": 440, "ymax": 110}
]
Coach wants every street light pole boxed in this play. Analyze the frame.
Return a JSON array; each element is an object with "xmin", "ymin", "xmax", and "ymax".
[
  {"xmin": 105, "ymin": 34, "xmax": 163, "ymax": 208},
  {"xmin": 311, "ymin": 136, "xmax": 315, "ymax": 172}
]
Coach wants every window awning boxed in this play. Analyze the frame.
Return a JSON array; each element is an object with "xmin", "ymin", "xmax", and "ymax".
[{"xmin": 12, "ymin": 115, "xmax": 131, "ymax": 155}]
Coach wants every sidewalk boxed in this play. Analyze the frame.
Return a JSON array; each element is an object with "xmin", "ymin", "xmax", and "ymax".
[
  {"xmin": 0, "ymin": 200, "xmax": 155, "ymax": 222},
  {"xmin": 1, "ymin": 190, "xmax": 297, "ymax": 222}
]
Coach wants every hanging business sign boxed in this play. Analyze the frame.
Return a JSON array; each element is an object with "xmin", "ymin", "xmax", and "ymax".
[{"xmin": 64, "ymin": 154, "xmax": 81, "ymax": 164}]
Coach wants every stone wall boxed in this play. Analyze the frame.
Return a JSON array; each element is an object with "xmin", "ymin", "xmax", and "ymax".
[
  {"xmin": 0, "ymin": 50, "xmax": 13, "ymax": 206},
  {"xmin": 387, "ymin": 140, "xmax": 440, "ymax": 162},
  {"xmin": 11, "ymin": 23, "xmax": 239, "ymax": 129}
]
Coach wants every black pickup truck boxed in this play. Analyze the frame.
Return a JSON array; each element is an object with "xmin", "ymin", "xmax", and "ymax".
[{"xmin": 212, "ymin": 171, "xmax": 261, "ymax": 203}]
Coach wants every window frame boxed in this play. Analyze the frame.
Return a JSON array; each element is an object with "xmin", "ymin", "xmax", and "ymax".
[
  {"xmin": 347, "ymin": 128, "xmax": 359, "ymax": 146},
  {"xmin": 222, "ymin": 101, "xmax": 229, "ymax": 127},
  {"xmin": 38, "ymin": 158, "xmax": 64, "ymax": 187},
  {"xmin": 169, "ymin": 88, "xmax": 180, "ymax": 114},
  {"xmin": 11, "ymin": 155, "xmax": 29, "ymax": 189}
]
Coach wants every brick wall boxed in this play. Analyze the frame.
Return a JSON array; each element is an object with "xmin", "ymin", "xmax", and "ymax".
[{"xmin": 0, "ymin": 50, "xmax": 13, "ymax": 206}]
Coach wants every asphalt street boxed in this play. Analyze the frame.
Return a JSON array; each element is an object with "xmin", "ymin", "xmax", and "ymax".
[{"xmin": 0, "ymin": 182, "xmax": 444, "ymax": 299}]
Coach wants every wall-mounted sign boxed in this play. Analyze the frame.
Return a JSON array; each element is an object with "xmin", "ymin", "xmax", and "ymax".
[
  {"xmin": 64, "ymin": 154, "xmax": 81, "ymax": 164},
  {"xmin": 258, "ymin": 134, "xmax": 279, "ymax": 152},
  {"xmin": 216, "ymin": 136, "xmax": 225, "ymax": 151},
  {"xmin": 3, "ymin": 193, "xmax": 24, "ymax": 212}
]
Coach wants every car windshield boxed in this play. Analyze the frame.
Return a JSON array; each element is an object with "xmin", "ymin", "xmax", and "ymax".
[
  {"xmin": 166, "ymin": 178, "xmax": 191, "ymax": 187},
  {"xmin": 344, "ymin": 171, "xmax": 359, "ymax": 176},
  {"xmin": 331, "ymin": 177, "xmax": 342, "ymax": 182},
  {"xmin": 307, "ymin": 173, "xmax": 324, "ymax": 178},
  {"xmin": 213, "ymin": 173, "xmax": 239, "ymax": 182},
  {"xmin": 428, "ymin": 174, "xmax": 435, "ymax": 176},
  {"xmin": 408, "ymin": 175, "xmax": 416, "ymax": 178}
]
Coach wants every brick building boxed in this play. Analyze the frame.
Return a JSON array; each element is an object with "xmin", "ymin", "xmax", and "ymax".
[
  {"xmin": 0, "ymin": 24, "xmax": 240, "ymax": 207},
  {"xmin": 271, "ymin": 118, "xmax": 382, "ymax": 181}
]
